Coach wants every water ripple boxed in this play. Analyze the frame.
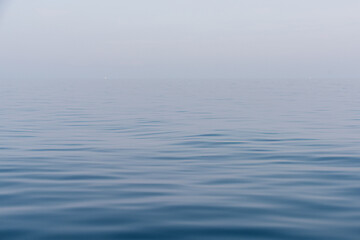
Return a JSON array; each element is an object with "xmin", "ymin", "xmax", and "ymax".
[{"xmin": 1, "ymin": 79, "xmax": 360, "ymax": 239}]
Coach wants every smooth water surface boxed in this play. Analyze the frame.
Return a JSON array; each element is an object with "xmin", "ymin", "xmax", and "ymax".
[{"xmin": 1, "ymin": 79, "xmax": 360, "ymax": 239}]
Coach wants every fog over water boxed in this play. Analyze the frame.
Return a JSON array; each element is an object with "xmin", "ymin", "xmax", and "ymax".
[
  {"xmin": 1, "ymin": 1, "xmax": 360, "ymax": 240},
  {"xmin": 1, "ymin": 0, "xmax": 360, "ymax": 80}
]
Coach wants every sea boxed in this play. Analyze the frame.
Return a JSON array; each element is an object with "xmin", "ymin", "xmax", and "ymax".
[{"xmin": 1, "ymin": 78, "xmax": 359, "ymax": 240}]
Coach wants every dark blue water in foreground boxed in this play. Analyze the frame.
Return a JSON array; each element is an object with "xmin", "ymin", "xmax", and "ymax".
[{"xmin": 1, "ymin": 79, "xmax": 360, "ymax": 240}]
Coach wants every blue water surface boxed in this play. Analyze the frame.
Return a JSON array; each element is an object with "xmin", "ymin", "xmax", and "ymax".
[{"xmin": 1, "ymin": 78, "xmax": 359, "ymax": 240}]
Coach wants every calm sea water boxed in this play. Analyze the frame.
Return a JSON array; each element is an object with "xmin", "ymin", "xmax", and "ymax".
[{"xmin": 1, "ymin": 78, "xmax": 360, "ymax": 240}]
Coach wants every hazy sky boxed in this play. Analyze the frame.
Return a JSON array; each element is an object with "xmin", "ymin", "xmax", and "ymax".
[{"xmin": 1, "ymin": 0, "xmax": 360, "ymax": 80}]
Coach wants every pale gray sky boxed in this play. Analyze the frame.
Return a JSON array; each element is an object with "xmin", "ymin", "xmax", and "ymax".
[{"xmin": 1, "ymin": 0, "xmax": 360, "ymax": 80}]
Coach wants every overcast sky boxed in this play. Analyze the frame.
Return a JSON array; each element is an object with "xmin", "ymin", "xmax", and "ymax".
[{"xmin": 1, "ymin": 0, "xmax": 360, "ymax": 80}]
